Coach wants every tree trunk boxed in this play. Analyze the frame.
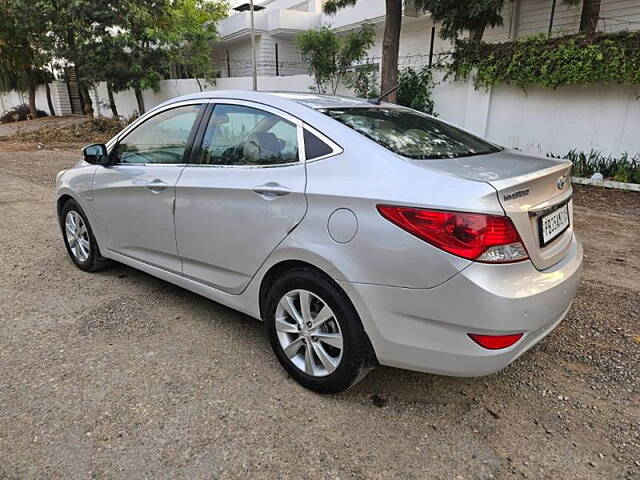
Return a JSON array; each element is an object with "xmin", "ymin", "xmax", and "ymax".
[
  {"xmin": 45, "ymin": 83, "xmax": 55, "ymax": 116},
  {"xmin": 380, "ymin": 0, "xmax": 402, "ymax": 103},
  {"xmin": 26, "ymin": 73, "xmax": 37, "ymax": 119},
  {"xmin": 79, "ymin": 83, "xmax": 94, "ymax": 117},
  {"xmin": 469, "ymin": 22, "xmax": 487, "ymax": 42},
  {"xmin": 134, "ymin": 86, "xmax": 146, "ymax": 114},
  {"xmin": 579, "ymin": 0, "xmax": 601, "ymax": 34},
  {"xmin": 106, "ymin": 82, "xmax": 119, "ymax": 117}
]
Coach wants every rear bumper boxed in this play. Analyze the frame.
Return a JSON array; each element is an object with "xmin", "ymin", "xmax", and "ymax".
[{"xmin": 340, "ymin": 234, "xmax": 583, "ymax": 376}]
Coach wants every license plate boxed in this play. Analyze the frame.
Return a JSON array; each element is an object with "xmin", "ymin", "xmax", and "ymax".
[{"xmin": 539, "ymin": 203, "xmax": 570, "ymax": 247}]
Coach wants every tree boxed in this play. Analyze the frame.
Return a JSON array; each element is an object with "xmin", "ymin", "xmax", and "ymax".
[
  {"xmin": 415, "ymin": 0, "xmax": 505, "ymax": 42},
  {"xmin": 49, "ymin": 0, "xmax": 120, "ymax": 117},
  {"xmin": 164, "ymin": 0, "xmax": 227, "ymax": 89},
  {"xmin": 564, "ymin": 0, "xmax": 601, "ymax": 34},
  {"xmin": 95, "ymin": 0, "xmax": 225, "ymax": 114},
  {"xmin": 296, "ymin": 24, "xmax": 375, "ymax": 95},
  {"xmin": 324, "ymin": 0, "xmax": 401, "ymax": 102},
  {"xmin": 0, "ymin": 0, "xmax": 54, "ymax": 118}
]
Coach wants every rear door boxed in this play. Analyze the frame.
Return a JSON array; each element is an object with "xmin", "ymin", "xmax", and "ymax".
[
  {"xmin": 91, "ymin": 102, "xmax": 204, "ymax": 272},
  {"xmin": 174, "ymin": 100, "xmax": 307, "ymax": 294}
]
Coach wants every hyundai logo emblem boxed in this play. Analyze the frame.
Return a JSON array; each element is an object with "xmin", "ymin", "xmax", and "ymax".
[{"xmin": 557, "ymin": 175, "xmax": 567, "ymax": 190}]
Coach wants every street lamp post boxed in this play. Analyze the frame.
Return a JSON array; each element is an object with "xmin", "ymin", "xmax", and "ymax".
[{"xmin": 233, "ymin": 2, "xmax": 266, "ymax": 91}]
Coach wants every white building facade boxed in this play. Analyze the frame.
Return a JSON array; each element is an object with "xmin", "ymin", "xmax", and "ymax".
[{"xmin": 214, "ymin": 0, "xmax": 640, "ymax": 79}]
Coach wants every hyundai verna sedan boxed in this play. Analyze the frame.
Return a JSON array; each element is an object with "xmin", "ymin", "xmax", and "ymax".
[{"xmin": 55, "ymin": 91, "xmax": 582, "ymax": 393}]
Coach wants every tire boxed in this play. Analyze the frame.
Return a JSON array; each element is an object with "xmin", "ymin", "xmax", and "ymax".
[
  {"xmin": 60, "ymin": 199, "xmax": 108, "ymax": 272},
  {"xmin": 264, "ymin": 266, "xmax": 374, "ymax": 394}
]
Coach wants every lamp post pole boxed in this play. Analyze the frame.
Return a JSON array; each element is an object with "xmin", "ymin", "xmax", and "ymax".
[{"xmin": 250, "ymin": 0, "xmax": 257, "ymax": 91}]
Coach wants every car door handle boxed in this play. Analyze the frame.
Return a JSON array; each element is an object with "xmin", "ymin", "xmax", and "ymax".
[
  {"xmin": 252, "ymin": 183, "xmax": 291, "ymax": 199},
  {"xmin": 146, "ymin": 179, "xmax": 168, "ymax": 193}
]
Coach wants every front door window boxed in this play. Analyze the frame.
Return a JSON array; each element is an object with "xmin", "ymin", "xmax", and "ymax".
[{"xmin": 113, "ymin": 105, "xmax": 201, "ymax": 164}]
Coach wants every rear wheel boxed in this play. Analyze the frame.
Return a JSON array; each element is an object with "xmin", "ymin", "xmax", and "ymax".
[
  {"xmin": 264, "ymin": 267, "xmax": 373, "ymax": 393},
  {"xmin": 60, "ymin": 199, "xmax": 107, "ymax": 272}
]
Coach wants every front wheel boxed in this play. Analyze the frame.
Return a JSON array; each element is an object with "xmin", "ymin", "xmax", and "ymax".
[
  {"xmin": 60, "ymin": 199, "xmax": 107, "ymax": 272},
  {"xmin": 264, "ymin": 267, "xmax": 374, "ymax": 394}
]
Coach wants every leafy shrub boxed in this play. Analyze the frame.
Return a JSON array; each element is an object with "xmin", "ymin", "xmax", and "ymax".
[
  {"xmin": 549, "ymin": 150, "xmax": 640, "ymax": 184},
  {"xmin": 0, "ymin": 104, "xmax": 48, "ymax": 124},
  {"xmin": 449, "ymin": 31, "xmax": 640, "ymax": 90},
  {"xmin": 397, "ymin": 66, "xmax": 436, "ymax": 115},
  {"xmin": 344, "ymin": 62, "xmax": 379, "ymax": 99},
  {"xmin": 297, "ymin": 24, "xmax": 375, "ymax": 94}
]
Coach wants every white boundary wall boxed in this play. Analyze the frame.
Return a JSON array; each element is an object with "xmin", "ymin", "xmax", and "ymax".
[
  {"xmin": 0, "ymin": 85, "xmax": 54, "ymax": 116},
  {"xmin": 2, "ymin": 74, "xmax": 639, "ymax": 157},
  {"xmin": 88, "ymin": 75, "xmax": 323, "ymax": 118},
  {"xmin": 431, "ymin": 74, "xmax": 640, "ymax": 157}
]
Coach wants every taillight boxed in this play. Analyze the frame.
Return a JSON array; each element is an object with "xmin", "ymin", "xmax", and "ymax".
[
  {"xmin": 468, "ymin": 333, "xmax": 523, "ymax": 350},
  {"xmin": 376, "ymin": 205, "xmax": 528, "ymax": 263}
]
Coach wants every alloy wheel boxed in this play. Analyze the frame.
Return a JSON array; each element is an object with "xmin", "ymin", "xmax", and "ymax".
[
  {"xmin": 275, "ymin": 289, "xmax": 344, "ymax": 377},
  {"xmin": 65, "ymin": 210, "xmax": 90, "ymax": 262}
]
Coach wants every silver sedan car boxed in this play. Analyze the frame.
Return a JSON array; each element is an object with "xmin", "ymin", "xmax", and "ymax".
[{"xmin": 55, "ymin": 91, "xmax": 582, "ymax": 393}]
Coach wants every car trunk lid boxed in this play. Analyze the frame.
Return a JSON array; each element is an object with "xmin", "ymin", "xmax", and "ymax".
[{"xmin": 413, "ymin": 149, "xmax": 574, "ymax": 270}]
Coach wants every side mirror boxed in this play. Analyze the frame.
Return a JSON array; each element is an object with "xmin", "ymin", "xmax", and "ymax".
[{"xmin": 82, "ymin": 143, "xmax": 109, "ymax": 165}]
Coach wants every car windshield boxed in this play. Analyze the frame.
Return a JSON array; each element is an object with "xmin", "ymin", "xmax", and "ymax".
[{"xmin": 322, "ymin": 107, "xmax": 501, "ymax": 159}]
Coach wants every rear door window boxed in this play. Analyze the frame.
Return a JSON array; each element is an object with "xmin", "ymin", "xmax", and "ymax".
[{"xmin": 196, "ymin": 104, "xmax": 299, "ymax": 166}]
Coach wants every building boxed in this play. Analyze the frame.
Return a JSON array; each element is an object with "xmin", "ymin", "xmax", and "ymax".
[{"xmin": 213, "ymin": 0, "xmax": 640, "ymax": 81}]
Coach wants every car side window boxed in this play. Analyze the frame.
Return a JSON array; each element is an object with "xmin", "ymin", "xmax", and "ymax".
[
  {"xmin": 113, "ymin": 104, "xmax": 201, "ymax": 165},
  {"xmin": 197, "ymin": 104, "xmax": 299, "ymax": 166},
  {"xmin": 303, "ymin": 129, "xmax": 334, "ymax": 160}
]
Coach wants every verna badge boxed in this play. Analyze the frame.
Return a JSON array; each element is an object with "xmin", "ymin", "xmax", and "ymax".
[
  {"xmin": 557, "ymin": 175, "xmax": 567, "ymax": 190},
  {"xmin": 503, "ymin": 189, "xmax": 530, "ymax": 202}
]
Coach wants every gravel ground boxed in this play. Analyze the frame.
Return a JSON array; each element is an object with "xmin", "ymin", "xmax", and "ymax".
[{"xmin": 0, "ymin": 146, "xmax": 638, "ymax": 480}]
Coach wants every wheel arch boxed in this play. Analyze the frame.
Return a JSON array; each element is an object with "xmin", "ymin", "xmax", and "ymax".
[
  {"xmin": 257, "ymin": 258, "xmax": 379, "ymax": 366},
  {"xmin": 56, "ymin": 193, "xmax": 75, "ymax": 221}
]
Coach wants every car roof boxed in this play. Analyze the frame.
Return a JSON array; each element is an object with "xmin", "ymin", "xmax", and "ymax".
[
  {"xmin": 266, "ymin": 91, "xmax": 376, "ymax": 109},
  {"xmin": 159, "ymin": 90, "xmax": 379, "ymax": 111}
]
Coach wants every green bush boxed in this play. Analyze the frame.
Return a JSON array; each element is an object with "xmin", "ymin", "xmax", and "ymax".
[
  {"xmin": 397, "ymin": 66, "xmax": 436, "ymax": 115},
  {"xmin": 549, "ymin": 150, "xmax": 640, "ymax": 184},
  {"xmin": 448, "ymin": 31, "xmax": 640, "ymax": 90}
]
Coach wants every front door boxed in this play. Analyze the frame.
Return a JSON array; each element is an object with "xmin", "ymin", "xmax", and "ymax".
[
  {"xmin": 91, "ymin": 103, "xmax": 203, "ymax": 272},
  {"xmin": 175, "ymin": 101, "xmax": 307, "ymax": 294}
]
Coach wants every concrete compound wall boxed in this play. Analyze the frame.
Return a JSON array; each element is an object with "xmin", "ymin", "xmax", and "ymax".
[
  {"xmin": 430, "ymin": 72, "xmax": 640, "ymax": 157},
  {"xmin": 0, "ymin": 85, "xmax": 54, "ymax": 117}
]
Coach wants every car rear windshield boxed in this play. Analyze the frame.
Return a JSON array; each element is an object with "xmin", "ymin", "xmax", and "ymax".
[{"xmin": 322, "ymin": 107, "xmax": 501, "ymax": 159}]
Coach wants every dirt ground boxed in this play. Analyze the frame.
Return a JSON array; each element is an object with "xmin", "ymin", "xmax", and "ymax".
[
  {"xmin": 0, "ymin": 143, "xmax": 638, "ymax": 480},
  {"xmin": 0, "ymin": 116, "xmax": 86, "ymax": 139}
]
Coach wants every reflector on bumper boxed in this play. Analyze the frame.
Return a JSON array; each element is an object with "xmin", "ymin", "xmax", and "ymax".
[{"xmin": 468, "ymin": 333, "xmax": 524, "ymax": 350}]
